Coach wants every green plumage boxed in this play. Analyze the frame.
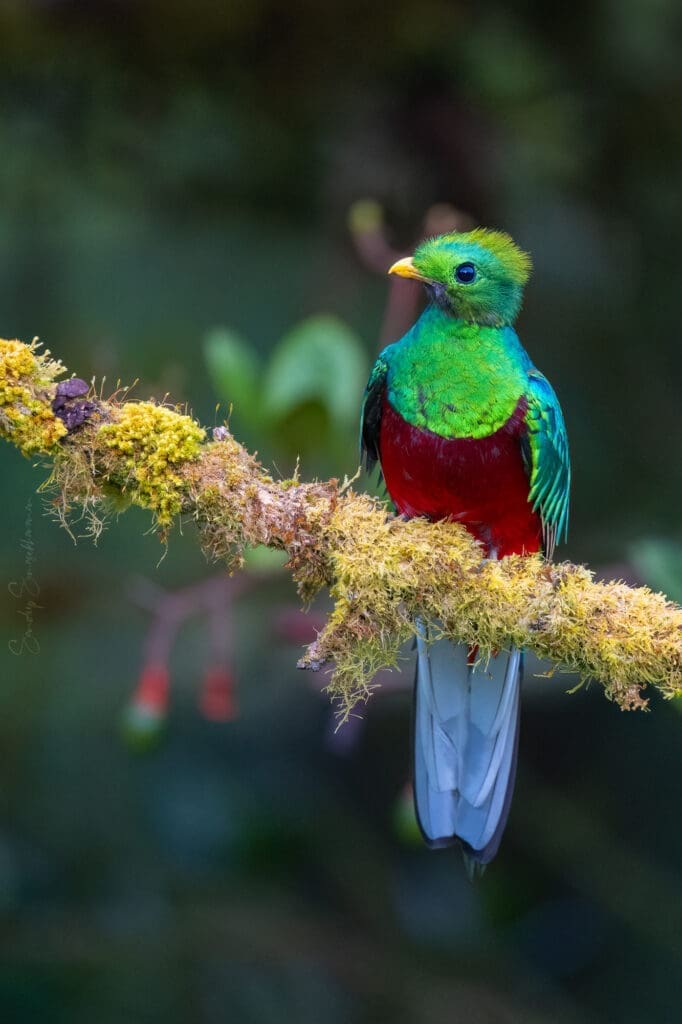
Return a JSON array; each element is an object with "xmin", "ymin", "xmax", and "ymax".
[
  {"xmin": 524, "ymin": 369, "xmax": 571, "ymax": 551},
  {"xmin": 383, "ymin": 306, "xmax": 529, "ymax": 440},
  {"xmin": 361, "ymin": 228, "xmax": 570, "ymax": 554}
]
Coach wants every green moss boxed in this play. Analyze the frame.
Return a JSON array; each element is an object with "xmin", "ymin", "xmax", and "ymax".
[
  {"xmin": 0, "ymin": 338, "xmax": 67, "ymax": 455},
  {"xmin": 96, "ymin": 402, "xmax": 205, "ymax": 526},
  {"xmin": 42, "ymin": 447, "xmax": 108, "ymax": 542},
  {"xmin": 295, "ymin": 491, "xmax": 680, "ymax": 717}
]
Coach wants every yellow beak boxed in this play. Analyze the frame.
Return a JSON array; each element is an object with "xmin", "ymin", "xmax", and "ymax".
[{"xmin": 388, "ymin": 256, "xmax": 430, "ymax": 283}]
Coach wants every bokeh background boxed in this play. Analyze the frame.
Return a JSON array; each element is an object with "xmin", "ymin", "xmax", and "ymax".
[{"xmin": 1, "ymin": 2, "xmax": 681, "ymax": 1022}]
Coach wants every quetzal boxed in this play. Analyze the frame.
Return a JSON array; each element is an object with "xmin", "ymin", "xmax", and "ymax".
[{"xmin": 360, "ymin": 229, "xmax": 570, "ymax": 866}]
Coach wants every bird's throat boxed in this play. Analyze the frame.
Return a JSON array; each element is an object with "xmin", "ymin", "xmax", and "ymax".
[{"xmin": 385, "ymin": 306, "xmax": 528, "ymax": 441}]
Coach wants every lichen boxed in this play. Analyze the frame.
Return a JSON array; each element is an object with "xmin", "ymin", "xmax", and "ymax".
[
  {"xmin": 43, "ymin": 446, "xmax": 110, "ymax": 542},
  {"xmin": 297, "ymin": 494, "xmax": 681, "ymax": 718},
  {"xmin": 298, "ymin": 498, "xmax": 488, "ymax": 718},
  {"xmin": 96, "ymin": 402, "xmax": 206, "ymax": 527},
  {"xmin": 186, "ymin": 440, "xmax": 268, "ymax": 566},
  {"xmin": 0, "ymin": 338, "xmax": 67, "ymax": 455}
]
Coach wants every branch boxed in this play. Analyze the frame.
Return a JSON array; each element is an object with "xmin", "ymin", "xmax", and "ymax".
[{"xmin": 1, "ymin": 337, "xmax": 680, "ymax": 716}]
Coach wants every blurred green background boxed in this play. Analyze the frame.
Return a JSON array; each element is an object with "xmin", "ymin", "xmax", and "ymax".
[{"xmin": 1, "ymin": 2, "xmax": 681, "ymax": 1022}]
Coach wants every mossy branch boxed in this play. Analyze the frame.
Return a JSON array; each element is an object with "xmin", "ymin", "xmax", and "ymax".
[{"xmin": 2, "ymin": 336, "xmax": 681, "ymax": 716}]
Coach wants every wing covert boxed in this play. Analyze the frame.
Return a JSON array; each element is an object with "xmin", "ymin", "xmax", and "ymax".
[
  {"xmin": 523, "ymin": 369, "xmax": 570, "ymax": 559},
  {"xmin": 360, "ymin": 355, "xmax": 388, "ymax": 475}
]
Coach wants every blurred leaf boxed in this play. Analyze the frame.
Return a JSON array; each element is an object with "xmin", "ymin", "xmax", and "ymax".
[
  {"xmin": 204, "ymin": 327, "xmax": 261, "ymax": 425},
  {"xmin": 261, "ymin": 315, "xmax": 368, "ymax": 431},
  {"xmin": 630, "ymin": 538, "xmax": 682, "ymax": 605},
  {"xmin": 242, "ymin": 546, "xmax": 289, "ymax": 572}
]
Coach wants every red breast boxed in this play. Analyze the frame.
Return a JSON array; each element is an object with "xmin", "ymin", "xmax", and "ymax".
[{"xmin": 379, "ymin": 394, "xmax": 542, "ymax": 558}]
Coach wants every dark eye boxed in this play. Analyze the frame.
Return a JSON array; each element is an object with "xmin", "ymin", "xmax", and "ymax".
[{"xmin": 454, "ymin": 262, "xmax": 476, "ymax": 284}]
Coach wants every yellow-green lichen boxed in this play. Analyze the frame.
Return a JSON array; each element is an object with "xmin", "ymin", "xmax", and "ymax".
[
  {"xmin": 96, "ymin": 402, "xmax": 206, "ymax": 526},
  {"xmin": 300, "ymin": 498, "xmax": 482, "ymax": 718},
  {"xmin": 295, "ymin": 492, "xmax": 681, "ymax": 717},
  {"xmin": 185, "ymin": 440, "xmax": 266, "ymax": 565},
  {"xmin": 0, "ymin": 338, "xmax": 67, "ymax": 455}
]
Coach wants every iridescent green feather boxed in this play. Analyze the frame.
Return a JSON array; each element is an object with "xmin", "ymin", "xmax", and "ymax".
[{"xmin": 523, "ymin": 370, "xmax": 570, "ymax": 558}]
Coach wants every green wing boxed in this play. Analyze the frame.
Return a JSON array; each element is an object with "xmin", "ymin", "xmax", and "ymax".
[
  {"xmin": 523, "ymin": 369, "xmax": 571, "ymax": 559},
  {"xmin": 360, "ymin": 354, "xmax": 388, "ymax": 474}
]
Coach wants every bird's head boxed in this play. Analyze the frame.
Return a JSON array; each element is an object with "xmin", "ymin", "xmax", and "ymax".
[{"xmin": 389, "ymin": 229, "xmax": 531, "ymax": 326}]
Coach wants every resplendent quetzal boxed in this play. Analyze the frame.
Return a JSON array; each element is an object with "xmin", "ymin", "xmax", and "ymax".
[{"xmin": 360, "ymin": 229, "xmax": 570, "ymax": 866}]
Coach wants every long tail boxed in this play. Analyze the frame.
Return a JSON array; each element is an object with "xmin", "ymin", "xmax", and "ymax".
[{"xmin": 413, "ymin": 625, "xmax": 522, "ymax": 867}]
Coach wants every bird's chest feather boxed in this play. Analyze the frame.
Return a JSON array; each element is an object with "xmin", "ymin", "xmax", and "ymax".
[
  {"xmin": 376, "ymin": 317, "xmax": 541, "ymax": 555},
  {"xmin": 385, "ymin": 332, "xmax": 527, "ymax": 441},
  {"xmin": 378, "ymin": 394, "xmax": 541, "ymax": 557}
]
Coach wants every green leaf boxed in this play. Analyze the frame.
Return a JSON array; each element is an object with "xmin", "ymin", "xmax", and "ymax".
[
  {"xmin": 204, "ymin": 327, "xmax": 261, "ymax": 420},
  {"xmin": 262, "ymin": 315, "xmax": 368, "ymax": 430}
]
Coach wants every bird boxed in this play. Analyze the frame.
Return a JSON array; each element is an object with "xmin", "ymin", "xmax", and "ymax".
[{"xmin": 360, "ymin": 228, "xmax": 570, "ymax": 869}]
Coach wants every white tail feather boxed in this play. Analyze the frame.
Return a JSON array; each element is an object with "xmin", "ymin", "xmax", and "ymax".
[{"xmin": 414, "ymin": 623, "xmax": 522, "ymax": 864}]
